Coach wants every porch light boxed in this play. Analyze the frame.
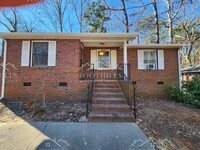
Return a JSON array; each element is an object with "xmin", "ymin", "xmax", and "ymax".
[{"xmin": 99, "ymin": 51, "xmax": 105, "ymax": 56}]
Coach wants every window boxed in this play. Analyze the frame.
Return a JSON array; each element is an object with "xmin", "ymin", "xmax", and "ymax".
[
  {"xmin": 144, "ymin": 51, "xmax": 156, "ymax": 69},
  {"xmin": 97, "ymin": 50, "xmax": 110, "ymax": 69},
  {"xmin": 32, "ymin": 42, "xmax": 48, "ymax": 67}
]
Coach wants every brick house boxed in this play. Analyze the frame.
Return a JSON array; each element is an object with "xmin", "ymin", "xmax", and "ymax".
[
  {"xmin": 181, "ymin": 65, "xmax": 200, "ymax": 82},
  {"xmin": 0, "ymin": 32, "xmax": 182, "ymax": 101}
]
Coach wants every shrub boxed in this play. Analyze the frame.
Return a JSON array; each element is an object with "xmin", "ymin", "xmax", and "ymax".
[
  {"xmin": 186, "ymin": 75, "xmax": 200, "ymax": 98},
  {"xmin": 169, "ymin": 85, "xmax": 200, "ymax": 108}
]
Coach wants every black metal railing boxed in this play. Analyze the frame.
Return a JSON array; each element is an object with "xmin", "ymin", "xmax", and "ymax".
[
  {"xmin": 117, "ymin": 64, "xmax": 137, "ymax": 119},
  {"xmin": 86, "ymin": 64, "xmax": 95, "ymax": 118}
]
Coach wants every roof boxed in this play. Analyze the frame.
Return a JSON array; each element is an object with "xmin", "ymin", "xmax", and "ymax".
[
  {"xmin": 0, "ymin": 32, "xmax": 183, "ymax": 48},
  {"xmin": 127, "ymin": 44, "xmax": 183, "ymax": 49},
  {"xmin": 181, "ymin": 65, "xmax": 200, "ymax": 73},
  {"xmin": 0, "ymin": 32, "xmax": 139, "ymax": 41}
]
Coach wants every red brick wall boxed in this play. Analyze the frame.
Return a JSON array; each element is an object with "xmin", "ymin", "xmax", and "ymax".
[
  {"xmin": 0, "ymin": 40, "xmax": 179, "ymax": 100},
  {"xmin": 3, "ymin": 39, "xmax": 88, "ymax": 101},
  {"xmin": 83, "ymin": 47, "xmax": 179, "ymax": 98},
  {"xmin": 128, "ymin": 48, "xmax": 179, "ymax": 98}
]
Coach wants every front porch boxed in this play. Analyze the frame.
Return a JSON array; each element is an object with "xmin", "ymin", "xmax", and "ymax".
[{"xmin": 80, "ymin": 36, "xmax": 133, "ymax": 80}]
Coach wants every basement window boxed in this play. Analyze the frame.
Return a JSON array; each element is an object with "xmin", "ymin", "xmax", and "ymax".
[
  {"xmin": 59, "ymin": 82, "xmax": 67, "ymax": 87},
  {"xmin": 157, "ymin": 81, "xmax": 164, "ymax": 85},
  {"xmin": 23, "ymin": 82, "xmax": 32, "ymax": 86}
]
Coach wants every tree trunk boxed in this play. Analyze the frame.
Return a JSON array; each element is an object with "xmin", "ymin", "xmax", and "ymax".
[
  {"xmin": 121, "ymin": 0, "xmax": 129, "ymax": 33},
  {"xmin": 153, "ymin": 0, "xmax": 159, "ymax": 44}
]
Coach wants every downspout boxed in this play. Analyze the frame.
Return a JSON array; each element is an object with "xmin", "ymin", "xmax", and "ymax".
[
  {"xmin": 0, "ymin": 39, "xmax": 7, "ymax": 100},
  {"xmin": 178, "ymin": 48, "xmax": 182, "ymax": 90}
]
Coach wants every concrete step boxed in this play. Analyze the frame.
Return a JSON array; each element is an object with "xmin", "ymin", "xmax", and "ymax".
[
  {"xmin": 92, "ymin": 97, "xmax": 127, "ymax": 105},
  {"xmin": 93, "ymin": 92, "xmax": 125, "ymax": 98},
  {"xmin": 91, "ymin": 104, "xmax": 131, "ymax": 112},
  {"xmin": 93, "ymin": 87, "xmax": 121, "ymax": 92},
  {"xmin": 89, "ymin": 112, "xmax": 135, "ymax": 122}
]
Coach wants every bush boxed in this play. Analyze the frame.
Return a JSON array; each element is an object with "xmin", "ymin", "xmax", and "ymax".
[
  {"xmin": 186, "ymin": 75, "xmax": 200, "ymax": 98},
  {"xmin": 170, "ymin": 74, "xmax": 200, "ymax": 108}
]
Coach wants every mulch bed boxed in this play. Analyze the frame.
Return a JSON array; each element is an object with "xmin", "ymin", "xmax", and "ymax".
[
  {"xmin": 136, "ymin": 97, "xmax": 200, "ymax": 150},
  {"xmin": 0, "ymin": 100, "xmax": 87, "ymax": 122}
]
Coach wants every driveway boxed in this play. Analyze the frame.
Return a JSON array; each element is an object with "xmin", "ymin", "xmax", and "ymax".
[{"xmin": 0, "ymin": 122, "xmax": 155, "ymax": 150}]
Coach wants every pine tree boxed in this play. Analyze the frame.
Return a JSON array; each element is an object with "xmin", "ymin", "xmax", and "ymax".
[{"xmin": 84, "ymin": 0, "xmax": 110, "ymax": 33}]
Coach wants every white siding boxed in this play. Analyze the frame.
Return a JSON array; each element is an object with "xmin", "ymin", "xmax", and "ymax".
[
  {"xmin": 91, "ymin": 50, "xmax": 97, "ymax": 69},
  {"xmin": 158, "ymin": 50, "xmax": 164, "ymax": 69},
  {"xmin": 21, "ymin": 41, "xmax": 30, "ymax": 66},
  {"xmin": 111, "ymin": 50, "xmax": 117, "ymax": 69},
  {"xmin": 48, "ymin": 41, "xmax": 56, "ymax": 66},
  {"xmin": 138, "ymin": 50, "xmax": 144, "ymax": 69}
]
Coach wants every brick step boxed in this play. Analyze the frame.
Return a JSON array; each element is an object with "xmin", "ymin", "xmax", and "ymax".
[
  {"xmin": 89, "ymin": 112, "xmax": 135, "ymax": 122},
  {"xmin": 94, "ymin": 80, "xmax": 118, "ymax": 83},
  {"xmin": 92, "ymin": 97, "xmax": 127, "ymax": 104},
  {"xmin": 94, "ymin": 84, "xmax": 120, "ymax": 88},
  {"xmin": 93, "ymin": 88, "xmax": 121, "ymax": 92},
  {"xmin": 93, "ymin": 92, "xmax": 125, "ymax": 98},
  {"xmin": 91, "ymin": 104, "xmax": 131, "ymax": 112}
]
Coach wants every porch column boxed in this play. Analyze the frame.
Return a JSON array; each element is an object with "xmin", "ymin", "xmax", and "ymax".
[{"xmin": 123, "ymin": 41, "xmax": 128, "ymax": 78}]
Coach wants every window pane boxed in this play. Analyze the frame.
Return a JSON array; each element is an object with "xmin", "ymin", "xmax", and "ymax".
[
  {"xmin": 98, "ymin": 60, "xmax": 109, "ymax": 68},
  {"xmin": 33, "ymin": 42, "xmax": 48, "ymax": 67},
  {"xmin": 98, "ymin": 50, "xmax": 110, "ymax": 68},
  {"xmin": 144, "ymin": 51, "xmax": 156, "ymax": 69}
]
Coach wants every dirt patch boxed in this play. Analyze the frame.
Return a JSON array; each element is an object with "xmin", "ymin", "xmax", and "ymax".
[
  {"xmin": 0, "ymin": 100, "xmax": 87, "ymax": 123},
  {"xmin": 136, "ymin": 97, "xmax": 200, "ymax": 150}
]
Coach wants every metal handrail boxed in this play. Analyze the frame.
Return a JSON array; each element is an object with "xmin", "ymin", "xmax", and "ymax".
[
  {"xmin": 117, "ymin": 64, "xmax": 137, "ymax": 119},
  {"xmin": 86, "ymin": 64, "xmax": 94, "ymax": 118}
]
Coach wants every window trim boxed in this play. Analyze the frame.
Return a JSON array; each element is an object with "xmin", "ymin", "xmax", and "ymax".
[
  {"xmin": 96, "ymin": 49, "xmax": 111, "ymax": 70},
  {"xmin": 143, "ymin": 49, "xmax": 157, "ymax": 70},
  {"xmin": 31, "ymin": 40, "xmax": 50, "ymax": 68}
]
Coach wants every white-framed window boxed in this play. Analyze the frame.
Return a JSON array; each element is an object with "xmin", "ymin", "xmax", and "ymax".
[
  {"xmin": 97, "ymin": 50, "xmax": 110, "ymax": 69},
  {"xmin": 143, "ymin": 50, "xmax": 157, "ymax": 70},
  {"xmin": 90, "ymin": 49, "xmax": 117, "ymax": 70},
  {"xmin": 21, "ymin": 40, "xmax": 56, "ymax": 67},
  {"xmin": 138, "ymin": 49, "xmax": 164, "ymax": 70},
  {"xmin": 32, "ymin": 42, "xmax": 48, "ymax": 67}
]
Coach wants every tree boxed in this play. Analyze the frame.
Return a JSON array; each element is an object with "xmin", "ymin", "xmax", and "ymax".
[
  {"xmin": 174, "ymin": 17, "xmax": 200, "ymax": 67},
  {"xmin": 104, "ymin": 0, "xmax": 149, "ymax": 33},
  {"xmin": 41, "ymin": 0, "xmax": 70, "ymax": 32},
  {"xmin": 71, "ymin": 0, "xmax": 88, "ymax": 32},
  {"xmin": 0, "ymin": 7, "xmax": 39, "ymax": 32},
  {"xmin": 163, "ymin": 0, "xmax": 185, "ymax": 43},
  {"xmin": 84, "ymin": 0, "xmax": 110, "ymax": 33},
  {"xmin": 0, "ymin": 7, "xmax": 21, "ymax": 32},
  {"xmin": 152, "ymin": 0, "xmax": 160, "ymax": 43}
]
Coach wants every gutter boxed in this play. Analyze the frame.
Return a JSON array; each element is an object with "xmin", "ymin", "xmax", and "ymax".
[
  {"xmin": 178, "ymin": 49, "xmax": 182, "ymax": 90},
  {"xmin": 0, "ymin": 39, "xmax": 7, "ymax": 100}
]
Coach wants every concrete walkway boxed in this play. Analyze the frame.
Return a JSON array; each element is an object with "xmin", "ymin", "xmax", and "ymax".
[{"xmin": 0, "ymin": 122, "xmax": 155, "ymax": 150}]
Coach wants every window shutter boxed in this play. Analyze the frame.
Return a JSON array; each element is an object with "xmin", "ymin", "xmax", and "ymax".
[
  {"xmin": 111, "ymin": 50, "xmax": 117, "ymax": 69},
  {"xmin": 21, "ymin": 41, "xmax": 30, "ymax": 66},
  {"xmin": 158, "ymin": 50, "xmax": 164, "ymax": 69},
  {"xmin": 48, "ymin": 41, "xmax": 56, "ymax": 66},
  {"xmin": 138, "ymin": 50, "xmax": 144, "ymax": 69},
  {"xmin": 91, "ymin": 50, "xmax": 97, "ymax": 69}
]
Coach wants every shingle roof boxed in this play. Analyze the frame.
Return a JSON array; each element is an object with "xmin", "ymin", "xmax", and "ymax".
[{"xmin": 181, "ymin": 65, "xmax": 200, "ymax": 73}]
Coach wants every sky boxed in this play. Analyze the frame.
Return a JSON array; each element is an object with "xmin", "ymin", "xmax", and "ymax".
[{"xmin": 0, "ymin": 0, "xmax": 199, "ymax": 53}]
